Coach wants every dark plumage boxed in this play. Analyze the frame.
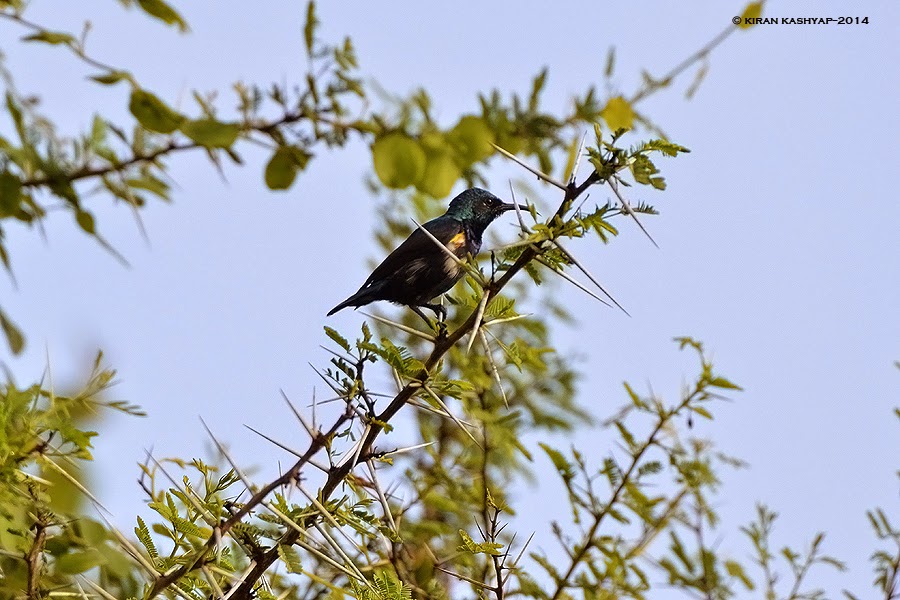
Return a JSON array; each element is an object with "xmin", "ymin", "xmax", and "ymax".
[{"xmin": 328, "ymin": 188, "xmax": 525, "ymax": 321}]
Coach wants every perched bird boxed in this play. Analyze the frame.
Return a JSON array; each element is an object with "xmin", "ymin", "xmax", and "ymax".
[{"xmin": 328, "ymin": 187, "xmax": 525, "ymax": 323}]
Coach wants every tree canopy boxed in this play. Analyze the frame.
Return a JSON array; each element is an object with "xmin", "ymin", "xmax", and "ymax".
[{"xmin": 0, "ymin": 2, "xmax": 897, "ymax": 600}]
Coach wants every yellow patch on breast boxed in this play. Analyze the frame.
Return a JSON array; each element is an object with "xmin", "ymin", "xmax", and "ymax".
[{"xmin": 447, "ymin": 231, "xmax": 466, "ymax": 249}]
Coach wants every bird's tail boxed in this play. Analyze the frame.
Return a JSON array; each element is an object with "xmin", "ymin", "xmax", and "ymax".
[
  {"xmin": 326, "ymin": 284, "xmax": 381, "ymax": 316},
  {"xmin": 326, "ymin": 297, "xmax": 357, "ymax": 316}
]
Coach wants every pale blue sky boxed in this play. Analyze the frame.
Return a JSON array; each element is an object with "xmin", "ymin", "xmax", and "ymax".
[{"xmin": 2, "ymin": 0, "xmax": 898, "ymax": 594}]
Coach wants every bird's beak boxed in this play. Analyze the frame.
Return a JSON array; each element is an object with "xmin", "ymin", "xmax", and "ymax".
[{"xmin": 500, "ymin": 203, "xmax": 530, "ymax": 213}]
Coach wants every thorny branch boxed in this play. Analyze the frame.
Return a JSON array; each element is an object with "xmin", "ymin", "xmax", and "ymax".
[
  {"xmin": 0, "ymin": 14, "xmax": 742, "ymax": 597},
  {"xmin": 223, "ymin": 163, "xmax": 607, "ymax": 600},
  {"xmin": 0, "ymin": 8, "xmax": 360, "ymax": 193},
  {"xmin": 138, "ymin": 18, "xmax": 740, "ymax": 597},
  {"xmin": 547, "ymin": 380, "xmax": 710, "ymax": 600},
  {"xmin": 25, "ymin": 515, "xmax": 49, "ymax": 600}
]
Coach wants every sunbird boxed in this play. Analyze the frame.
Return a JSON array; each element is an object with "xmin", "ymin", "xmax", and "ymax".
[{"xmin": 328, "ymin": 187, "xmax": 525, "ymax": 323}]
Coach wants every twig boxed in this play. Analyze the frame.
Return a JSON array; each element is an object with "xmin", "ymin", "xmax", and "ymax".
[
  {"xmin": 533, "ymin": 255, "xmax": 613, "ymax": 308},
  {"xmin": 551, "ymin": 240, "xmax": 629, "ymax": 315},
  {"xmin": 366, "ymin": 460, "xmax": 398, "ymax": 535},
  {"xmin": 359, "ymin": 311, "xmax": 435, "ymax": 342},
  {"xmin": 483, "ymin": 313, "xmax": 532, "ymax": 327},
  {"xmin": 243, "ymin": 425, "xmax": 328, "ymax": 473},
  {"xmin": 421, "ymin": 385, "xmax": 482, "ymax": 449},
  {"xmin": 568, "ymin": 131, "xmax": 588, "ymax": 185},
  {"xmin": 39, "ymin": 457, "xmax": 111, "ymax": 514},
  {"xmin": 78, "ymin": 577, "xmax": 120, "ymax": 600},
  {"xmin": 406, "ymin": 399, "xmax": 476, "ymax": 426},
  {"xmin": 608, "ymin": 177, "xmax": 659, "ymax": 248},
  {"xmin": 502, "ymin": 531, "xmax": 535, "ymax": 587},
  {"xmin": 200, "ymin": 418, "xmax": 255, "ymax": 491},
  {"xmin": 202, "ymin": 566, "xmax": 225, "ymax": 600},
  {"xmin": 509, "ymin": 181, "xmax": 530, "ymax": 234},
  {"xmin": 629, "ymin": 24, "xmax": 737, "ymax": 105},
  {"xmin": 221, "ymin": 561, "xmax": 257, "ymax": 600},
  {"xmin": 142, "ymin": 19, "xmax": 741, "ymax": 598},
  {"xmin": 434, "ymin": 565, "xmax": 494, "ymax": 589},
  {"xmin": 378, "ymin": 441, "xmax": 436, "ymax": 458},
  {"xmin": 280, "ymin": 389, "xmax": 317, "ymax": 440},
  {"xmin": 479, "ymin": 330, "xmax": 508, "ymax": 409},
  {"xmin": 491, "ymin": 143, "xmax": 567, "ymax": 191},
  {"xmin": 466, "ymin": 292, "xmax": 490, "ymax": 354},
  {"xmin": 547, "ymin": 387, "xmax": 706, "ymax": 600}
]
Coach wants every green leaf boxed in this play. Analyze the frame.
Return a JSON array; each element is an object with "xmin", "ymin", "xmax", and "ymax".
[
  {"xmin": 457, "ymin": 529, "xmax": 503, "ymax": 556},
  {"xmin": 89, "ymin": 70, "xmax": 132, "ymax": 86},
  {"xmin": 529, "ymin": 68, "xmax": 548, "ymax": 111},
  {"xmin": 171, "ymin": 515, "xmax": 205, "ymax": 537},
  {"xmin": 303, "ymin": 1, "xmax": 318, "ymax": 55},
  {"xmin": 56, "ymin": 549, "xmax": 106, "ymax": 574},
  {"xmin": 6, "ymin": 92, "xmax": 27, "ymax": 144},
  {"xmin": 601, "ymin": 96, "xmax": 634, "ymax": 131},
  {"xmin": 417, "ymin": 148, "xmax": 460, "ymax": 198},
  {"xmin": 0, "ymin": 307, "xmax": 25, "ymax": 354},
  {"xmin": 324, "ymin": 326, "xmax": 351, "ymax": 353},
  {"xmin": 129, "ymin": 89, "xmax": 183, "ymax": 134},
  {"xmin": 539, "ymin": 443, "xmax": 574, "ymax": 481},
  {"xmin": 278, "ymin": 544, "xmax": 303, "ymax": 574},
  {"xmin": 136, "ymin": 0, "xmax": 189, "ymax": 32},
  {"xmin": 335, "ymin": 36, "xmax": 357, "ymax": 69},
  {"xmin": 371, "ymin": 132, "xmax": 427, "ymax": 189},
  {"xmin": 447, "ymin": 115, "xmax": 494, "ymax": 166},
  {"xmin": 725, "ymin": 560, "xmax": 754, "ymax": 589},
  {"xmin": 0, "ymin": 171, "xmax": 22, "ymax": 216},
  {"xmin": 74, "ymin": 519, "xmax": 108, "ymax": 545},
  {"xmin": 709, "ymin": 376, "xmax": 742, "ymax": 390},
  {"xmin": 693, "ymin": 406, "xmax": 714, "ymax": 420},
  {"xmin": 738, "ymin": 2, "xmax": 763, "ymax": 29},
  {"xmin": 125, "ymin": 174, "xmax": 170, "ymax": 199},
  {"xmin": 623, "ymin": 382, "xmax": 645, "ymax": 408},
  {"xmin": 76, "ymin": 209, "xmax": 96, "ymax": 234},
  {"xmin": 22, "ymin": 30, "xmax": 76, "ymax": 45},
  {"xmin": 134, "ymin": 516, "xmax": 159, "ymax": 559},
  {"xmin": 90, "ymin": 115, "xmax": 107, "ymax": 147},
  {"xmin": 180, "ymin": 118, "xmax": 241, "ymax": 148},
  {"xmin": 643, "ymin": 139, "xmax": 691, "ymax": 156},
  {"xmin": 264, "ymin": 146, "xmax": 311, "ymax": 190}
]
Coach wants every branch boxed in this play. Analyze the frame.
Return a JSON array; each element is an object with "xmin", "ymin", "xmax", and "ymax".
[
  {"xmin": 19, "ymin": 105, "xmax": 319, "ymax": 190},
  {"xmin": 0, "ymin": 10, "xmax": 120, "ymax": 75},
  {"xmin": 26, "ymin": 518, "xmax": 48, "ymax": 600},
  {"xmin": 21, "ymin": 140, "xmax": 195, "ymax": 189},
  {"xmin": 547, "ymin": 383, "xmax": 707, "ymax": 600},
  {"xmin": 221, "ymin": 167, "xmax": 604, "ymax": 600},
  {"xmin": 140, "ymin": 21, "xmax": 741, "ymax": 594},
  {"xmin": 145, "ymin": 410, "xmax": 352, "ymax": 597},
  {"xmin": 629, "ymin": 24, "xmax": 737, "ymax": 105}
]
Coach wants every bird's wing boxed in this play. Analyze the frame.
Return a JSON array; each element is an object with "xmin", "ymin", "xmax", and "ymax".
[{"xmin": 361, "ymin": 216, "xmax": 463, "ymax": 288}]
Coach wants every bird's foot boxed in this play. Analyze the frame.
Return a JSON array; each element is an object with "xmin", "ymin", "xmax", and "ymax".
[
  {"xmin": 423, "ymin": 303, "xmax": 447, "ymax": 322},
  {"xmin": 436, "ymin": 320, "xmax": 448, "ymax": 339},
  {"xmin": 412, "ymin": 304, "xmax": 449, "ymax": 339}
]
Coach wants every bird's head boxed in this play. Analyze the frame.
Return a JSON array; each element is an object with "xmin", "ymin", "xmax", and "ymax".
[{"xmin": 445, "ymin": 188, "xmax": 526, "ymax": 231}]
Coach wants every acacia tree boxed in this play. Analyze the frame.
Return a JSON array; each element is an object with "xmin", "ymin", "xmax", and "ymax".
[{"xmin": 1, "ymin": 2, "xmax": 898, "ymax": 600}]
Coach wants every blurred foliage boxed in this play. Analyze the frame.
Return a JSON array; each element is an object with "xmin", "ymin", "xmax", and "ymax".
[
  {"xmin": 0, "ymin": 352, "xmax": 145, "ymax": 599},
  {"xmin": 0, "ymin": 3, "xmax": 897, "ymax": 600}
]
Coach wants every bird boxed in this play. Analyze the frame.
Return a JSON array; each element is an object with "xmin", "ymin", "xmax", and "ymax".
[{"xmin": 327, "ymin": 187, "xmax": 526, "ymax": 324}]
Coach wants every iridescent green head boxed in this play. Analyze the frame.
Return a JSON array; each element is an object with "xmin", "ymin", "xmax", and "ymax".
[{"xmin": 445, "ymin": 188, "xmax": 525, "ymax": 232}]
